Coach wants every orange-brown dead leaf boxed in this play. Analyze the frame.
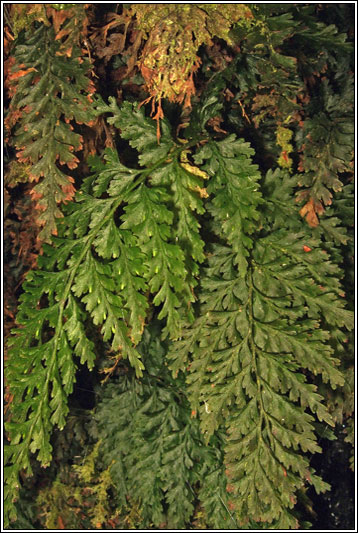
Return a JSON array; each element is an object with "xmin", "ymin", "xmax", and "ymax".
[
  {"xmin": 57, "ymin": 516, "xmax": 65, "ymax": 529},
  {"xmin": 62, "ymin": 183, "xmax": 76, "ymax": 203},
  {"xmin": 48, "ymin": 7, "xmax": 71, "ymax": 35},
  {"xmin": 281, "ymin": 150, "xmax": 289, "ymax": 163},
  {"xmin": 10, "ymin": 67, "xmax": 36, "ymax": 80},
  {"xmin": 299, "ymin": 198, "xmax": 324, "ymax": 227},
  {"xmin": 207, "ymin": 116, "xmax": 227, "ymax": 134},
  {"xmin": 55, "ymin": 28, "xmax": 71, "ymax": 41}
]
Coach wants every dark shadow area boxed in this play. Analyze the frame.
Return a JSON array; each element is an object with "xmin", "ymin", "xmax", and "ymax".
[{"xmin": 309, "ymin": 427, "xmax": 355, "ymax": 530}]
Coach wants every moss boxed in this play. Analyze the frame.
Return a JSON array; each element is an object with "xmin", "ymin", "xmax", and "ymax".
[{"xmin": 125, "ymin": 4, "xmax": 253, "ymax": 133}]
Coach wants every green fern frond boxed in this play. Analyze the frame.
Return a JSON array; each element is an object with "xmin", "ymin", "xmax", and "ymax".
[{"xmin": 7, "ymin": 24, "xmax": 96, "ymax": 240}]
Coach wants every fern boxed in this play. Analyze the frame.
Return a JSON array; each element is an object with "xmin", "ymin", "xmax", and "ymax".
[
  {"xmin": 90, "ymin": 322, "xmax": 234, "ymax": 529},
  {"xmin": 194, "ymin": 135, "xmax": 262, "ymax": 273},
  {"xmin": 296, "ymin": 76, "xmax": 354, "ymax": 225},
  {"xmin": 4, "ymin": 5, "xmax": 354, "ymax": 530},
  {"xmin": 168, "ymin": 168, "xmax": 352, "ymax": 528},
  {"xmin": 6, "ymin": 23, "xmax": 96, "ymax": 240},
  {"xmin": 97, "ymin": 98, "xmax": 207, "ymax": 337},
  {"xmin": 6, "ymin": 100, "xmax": 353, "ymax": 527},
  {"xmin": 4, "ymin": 101, "xmax": 210, "ymax": 525}
]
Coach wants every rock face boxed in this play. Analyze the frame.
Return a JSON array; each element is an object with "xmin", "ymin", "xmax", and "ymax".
[{"xmin": 311, "ymin": 428, "xmax": 354, "ymax": 530}]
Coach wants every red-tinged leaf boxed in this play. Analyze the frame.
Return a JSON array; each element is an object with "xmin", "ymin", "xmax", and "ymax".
[
  {"xmin": 62, "ymin": 183, "xmax": 76, "ymax": 202},
  {"xmin": 66, "ymin": 157, "xmax": 80, "ymax": 170},
  {"xmin": 56, "ymin": 46, "xmax": 73, "ymax": 58},
  {"xmin": 54, "ymin": 28, "xmax": 69, "ymax": 41},
  {"xmin": 10, "ymin": 67, "xmax": 36, "ymax": 80},
  {"xmin": 300, "ymin": 198, "xmax": 323, "ymax": 227},
  {"xmin": 47, "ymin": 7, "xmax": 71, "ymax": 34},
  {"xmin": 281, "ymin": 150, "xmax": 289, "ymax": 163}
]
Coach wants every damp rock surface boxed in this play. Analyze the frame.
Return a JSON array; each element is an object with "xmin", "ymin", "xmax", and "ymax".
[{"xmin": 310, "ymin": 427, "xmax": 355, "ymax": 530}]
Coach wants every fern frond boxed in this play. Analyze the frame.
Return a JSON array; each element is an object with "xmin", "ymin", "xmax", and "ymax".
[
  {"xmin": 194, "ymin": 135, "xmax": 262, "ymax": 274},
  {"xmin": 179, "ymin": 231, "xmax": 352, "ymax": 525},
  {"xmin": 5, "ymin": 101, "xmax": 212, "ymax": 523},
  {"xmin": 7, "ymin": 24, "xmax": 96, "ymax": 240},
  {"xmin": 92, "ymin": 323, "xmax": 234, "ymax": 529},
  {"xmin": 4, "ymin": 157, "xmax": 143, "ymax": 522}
]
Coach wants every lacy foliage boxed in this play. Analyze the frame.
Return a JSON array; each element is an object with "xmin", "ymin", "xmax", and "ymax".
[{"xmin": 4, "ymin": 3, "xmax": 354, "ymax": 530}]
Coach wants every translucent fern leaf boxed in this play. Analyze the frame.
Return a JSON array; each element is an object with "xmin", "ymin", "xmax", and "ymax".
[
  {"xmin": 177, "ymin": 231, "xmax": 350, "ymax": 526},
  {"xmin": 194, "ymin": 135, "xmax": 263, "ymax": 274},
  {"xmin": 121, "ymin": 184, "xmax": 191, "ymax": 339},
  {"xmin": 5, "ymin": 175, "xmax": 145, "ymax": 521},
  {"xmin": 93, "ymin": 326, "xmax": 222, "ymax": 529},
  {"xmin": 95, "ymin": 98, "xmax": 173, "ymax": 166},
  {"xmin": 8, "ymin": 24, "xmax": 96, "ymax": 240}
]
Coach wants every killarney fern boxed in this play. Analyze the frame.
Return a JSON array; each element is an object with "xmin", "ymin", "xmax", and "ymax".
[
  {"xmin": 6, "ymin": 100, "xmax": 353, "ymax": 527},
  {"xmin": 5, "ymin": 102, "xmax": 209, "ymax": 524},
  {"xmin": 4, "ymin": 4, "xmax": 354, "ymax": 530},
  {"xmin": 5, "ymin": 22, "xmax": 96, "ymax": 240}
]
